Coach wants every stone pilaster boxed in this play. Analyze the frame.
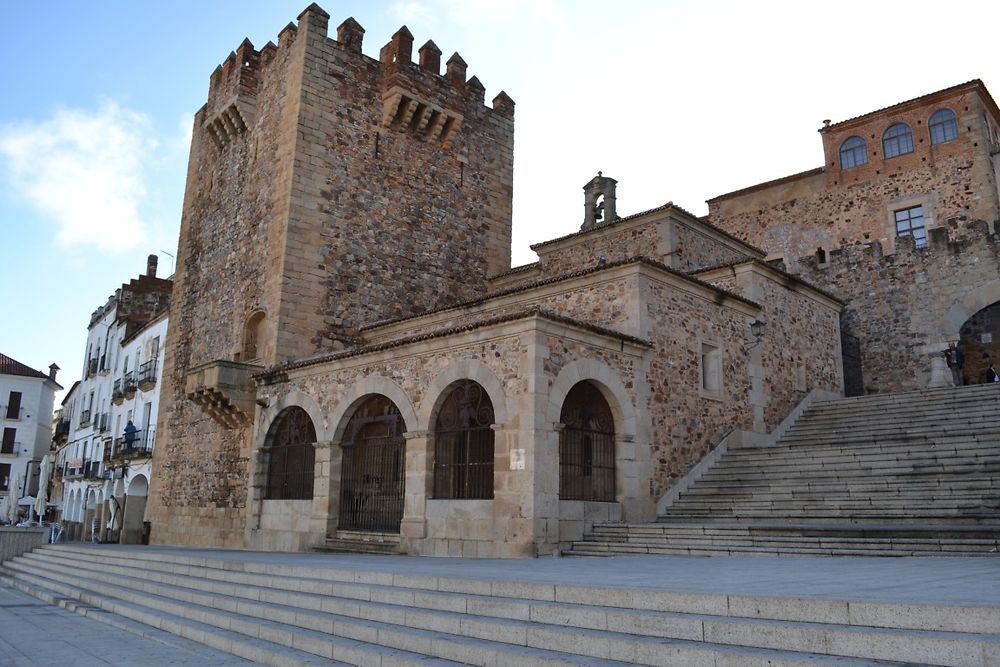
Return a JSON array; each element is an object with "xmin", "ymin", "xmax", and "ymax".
[
  {"xmin": 400, "ymin": 430, "xmax": 429, "ymax": 544},
  {"xmin": 310, "ymin": 441, "xmax": 341, "ymax": 541}
]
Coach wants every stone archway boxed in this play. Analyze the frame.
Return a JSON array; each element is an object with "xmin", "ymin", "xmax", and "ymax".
[
  {"xmin": 336, "ymin": 395, "xmax": 407, "ymax": 533},
  {"xmin": 121, "ymin": 475, "xmax": 149, "ymax": 544},
  {"xmin": 959, "ymin": 300, "xmax": 1000, "ymax": 384}
]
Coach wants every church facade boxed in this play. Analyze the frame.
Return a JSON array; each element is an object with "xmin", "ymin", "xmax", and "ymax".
[{"xmin": 146, "ymin": 4, "xmax": 844, "ymax": 556}]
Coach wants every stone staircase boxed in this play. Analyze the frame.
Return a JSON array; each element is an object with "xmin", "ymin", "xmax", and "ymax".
[
  {"xmin": 568, "ymin": 383, "xmax": 1000, "ymax": 557},
  {"xmin": 3, "ymin": 543, "xmax": 1000, "ymax": 666}
]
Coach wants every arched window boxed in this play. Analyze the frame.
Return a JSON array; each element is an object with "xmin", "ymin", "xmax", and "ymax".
[
  {"xmin": 929, "ymin": 108, "xmax": 958, "ymax": 145},
  {"xmin": 338, "ymin": 395, "xmax": 406, "ymax": 532},
  {"xmin": 882, "ymin": 123, "xmax": 913, "ymax": 158},
  {"xmin": 559, "ymin": 382, "xmax": 615, "ymax": 501},
  {"xmin": 432, "ymin": 381, "xmax": 495, "ymax": 499},
  {"xmin": 839, "ymin": 136, "xmax": 868, "ymax": 170},
  {"xmin": 242, "ymin": 311, "xmax": 265, "ymax": 362},
  {"xmin": 265, "ymin": 407, "xmax": 316, "ymax": 500}
]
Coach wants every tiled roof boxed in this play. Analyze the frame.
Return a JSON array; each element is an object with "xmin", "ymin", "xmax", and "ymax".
[
  {"xmin": 0, "ymin": 353, "xmax": 50, "ymax": 380},
  {"xmin": 257, "ymin": 307, "xmax": 652, "ymax": 378}
]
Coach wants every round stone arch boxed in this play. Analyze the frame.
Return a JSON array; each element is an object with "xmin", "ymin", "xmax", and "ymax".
[
  {"xmin": 545, "ymin": 359, "xmax": 636, "ymax": 438},
  {"xmin": 328, "ymin": 376, "xmax": 418, "ymax": 443},
  {"xmin": 256, "ymin": 389, "xmax": 326, "ymax": 451},
  {"xmin": 418, "ymin": 359, "xmax": 511, "ymax": 431},
  {"xmin": 943, "ymin": 279, "xmax": 1000, "ymax": 338},
  {"xmin": 127, "ymin": 475, "xmax": 149, "ymax": 497}
]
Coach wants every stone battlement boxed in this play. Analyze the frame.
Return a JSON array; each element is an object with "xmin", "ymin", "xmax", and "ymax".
[{"xmin": 203, "ymin": 4, "xmax": 512, "ymax": 150}]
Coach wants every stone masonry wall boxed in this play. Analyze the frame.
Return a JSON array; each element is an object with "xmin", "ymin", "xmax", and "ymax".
[
  {"xmin": 671, "ymin": 221, "xmax": 755, "ymax": 272},
  {"xmin": 797, "ymin": 223, "xmax": 1000, "ymax": 392},
  {"xmin": 149, "ymin": 5, "xmax": 516, "ymax": 547},
  {"xmin": 284, "ymin": 9, "xmax": 514, "ymax": 351}
]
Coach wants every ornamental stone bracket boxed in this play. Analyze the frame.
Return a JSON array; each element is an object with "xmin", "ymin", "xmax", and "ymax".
[
  {"xmin": 381, "ymin": 85, "xmax": 463, "ymax": 148},
  {"xmin": 185, "ymin": 360, "xmax": 263, "ymax": 429},
  {"xmin": 205, "ymin": 98, "xmax": 256, "ymax": 149}
]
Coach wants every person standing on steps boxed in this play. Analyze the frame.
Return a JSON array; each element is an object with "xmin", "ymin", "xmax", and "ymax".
[
  {"xmin": 986, "ymin": 360, "xmax": 1000, "ymax": 383},
  {"xmin": 944, "ymin": 341, "xmax": 965, "ymax": 386}
]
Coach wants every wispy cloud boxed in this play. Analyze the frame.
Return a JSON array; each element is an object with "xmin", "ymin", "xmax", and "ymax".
[{"xmin": 0, "ymin": 102, "xmax": 157, "ymax": 254}]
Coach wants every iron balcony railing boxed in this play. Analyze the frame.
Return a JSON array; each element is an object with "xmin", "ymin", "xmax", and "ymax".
[
  {"xmin": 122, "ymin": 371, "xmax": 138, "ymax": 394},
  {"xmin": 82, "ymin": 461, "xmax": 103, "ymax": 480},
  {"xmin": 79, "ymin": 410, "xmax": 92, "ymax": 427},
  {"xmin": 138, "ymin": 359, "xmax": 157, "ymax": 387},
  {"xmin": 112, "ymin": 379, "xmax": 124, "ymax": 401},
  {"xmin": 109, "ymin": 427, "xmax": 155, "ymax": 459},
  {"xmin": 86, "ymin": 358, "xmax": 99, "ymax": 378}
]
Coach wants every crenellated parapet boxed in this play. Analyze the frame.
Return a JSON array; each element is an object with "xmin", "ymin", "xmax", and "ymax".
[
  {"xmin": 377, "ymin": 24, "xmax": 513, "ymax": 148},
  {"xmin": 204, "ymin": 38, "xmax": 261, "ymax": 149}
]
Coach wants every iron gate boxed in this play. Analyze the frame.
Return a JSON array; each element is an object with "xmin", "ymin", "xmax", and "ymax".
[
  {"xmin": 338, "ymin": 396, "xmax": 406, "ymax": 532},
  {"xmin": 559, "ymin": 382, "xmax": 616, "ymax": 501}
]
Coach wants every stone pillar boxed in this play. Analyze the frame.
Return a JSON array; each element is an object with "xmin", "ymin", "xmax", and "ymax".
[
  {"xmin": 400, "ymin": 430, "xmax": 430, "ymax": 547},
  {"xmin": 927, "ymin": 353, "xmax": 952, "ymax": 387},
  {"xmin": 97, "ymin": 502, "xmax": 109, "ymax": 543},
  {"xmin": 615, "ymin": 432, "xmax": 638, "ymax": 521},
  {"xmin": 310, "ymin": 441, "xmax": 341, "ymax": 543},
  {"xmin": 245, "ymin": 449, "xmax": 268, "ymax": 537}
]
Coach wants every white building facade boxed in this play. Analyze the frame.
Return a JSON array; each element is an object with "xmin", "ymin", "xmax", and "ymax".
[
  {"xmin": 0, "ymin": 353, "xmax": 62, "ymax": 520},
  {"xmin": 55, "ymin": 255, "xmax": 171, "ymax": 542}
]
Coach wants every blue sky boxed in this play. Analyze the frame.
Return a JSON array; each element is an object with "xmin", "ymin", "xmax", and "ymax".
[{"xmin": 3, "ymin": 0, "xmax": 1000, "ymax": 401}]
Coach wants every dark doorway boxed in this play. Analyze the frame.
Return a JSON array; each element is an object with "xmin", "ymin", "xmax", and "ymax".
[
  {"xmin": 338, "ymin": 395, "xmax": 406, "ymax": 532},
  {"xmin": 959, "ymin": 301, "xmax": 1000, "ymax": 383},
  {"xmin": 559, "ymin": 382, "xmax": 615, "ymax": 501}
]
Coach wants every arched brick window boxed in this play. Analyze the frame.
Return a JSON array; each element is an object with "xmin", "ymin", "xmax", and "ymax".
[
  {"xmin": 882, "ymin": 123, "xmax": 913, "ymax": 158},
  {"xmin": 432, "ymin": 381, "xmax": 495, "ymax": 499},
  {"xmin": 559, "ymin": 381, "xmax": 615, "ymax": 501},
  {"xmin": 265, "ymin": 406, "xmax": 316, "ymax": 500},
  {"xmin": 929, "ymin": 108, "xmax": 958, "ymax": 145},
  {"xmin": 839, "ymin": 136, "xmax": 868, "ymax": 170}
]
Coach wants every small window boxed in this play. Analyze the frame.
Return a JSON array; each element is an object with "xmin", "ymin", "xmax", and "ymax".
[
  {"xmin": 0, "ymin": 463, "xmax": 10, "ymax": 491},
  {"xmin": 2, "ymin": 428, "xmax": 15, "ymax": 454},
  {"xmin": 5, "ymin": 391, "xmax": 22, "ymax": 420},
  {"xmin": 839, "ymin": 136, "xmax": 868, "ymax": 170},
  {"xmin": 243, "ymin": 311, "xmax": 265, "ymax": 362},
  {"xmin": 883, "ymin": 123, "xmax": 914, "ymax": 158},
  {"xmin": 929, "ymin": 109, "xmax": 958, "ymax": 145},
  {"xmin": 895, "ymin": 206, "xmax": 927, "ymax": 249},
  {"xmin": 701, "ymin": 342, "xmax": 722, "ymax": 394}
]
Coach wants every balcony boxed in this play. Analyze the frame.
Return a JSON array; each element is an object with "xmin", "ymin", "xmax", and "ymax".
[
  {"xmin": 98, "ymin": 412, "xmax": 110, "ymax": 433},
  {"xmin": 108, "ymin": 427, "xmax": 155, "ymax": 460},
  {"xmin": 122, "ymin": 371, "xmax": 138, "ymax": 399},
  {"xmin": 82, "ymin": 461, "xmax": 103, "ymax": 480},
  {"xmin": 112, "ymin": 379, "xmax": 124, "ymax": 405},
  {"xmin": 185, "ymin": 360, "xmax": 262, "ymax": 429},
  {"xmin": 78, "ymin": 410, "xmax": 92, "ymax": 428},
  {"xmin": 98, "ymin": 354, "xmax": 110, "ymax": 375},
  {"xmin": 86, "ymin": 358, "xmax": 99, "ymax": 378},
  {"xmin": 138, "ymin": 359, "xmax": 157, "ymax": 391}
]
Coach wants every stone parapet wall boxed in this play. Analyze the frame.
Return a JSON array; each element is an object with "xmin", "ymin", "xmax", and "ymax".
[
  {"xmin": 797, "ymin": 223, "xmax": 1000, "ymax": 392},
  {"xmin": 0, "ymin": 527, "xmax": 46, "ymax": 563}
]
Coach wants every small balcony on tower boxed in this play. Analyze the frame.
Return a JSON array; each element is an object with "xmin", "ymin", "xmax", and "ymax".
[{"xmin": 185, "ymin": 360, "xmax": 262, "ymax": 429}]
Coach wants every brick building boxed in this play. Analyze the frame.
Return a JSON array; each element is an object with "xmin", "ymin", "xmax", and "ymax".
[
  {"xmin": 707, "ymin": 80, "xmax": 1000, "ymax": 393},
  {"xmin": 147, "ymin": 4, "xmax": 844, "ymax": 556}
]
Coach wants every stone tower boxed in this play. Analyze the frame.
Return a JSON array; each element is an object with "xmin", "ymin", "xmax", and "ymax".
[{"xmin": 147, "ymin": 4, "xmax": 515, "ymax": 546}]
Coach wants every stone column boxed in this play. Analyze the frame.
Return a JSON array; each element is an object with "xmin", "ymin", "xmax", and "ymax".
[
  {"xmin": 310, "ymin": 441, "xmax": 341, "ymax": 543},
  {"xmin": 615, "ymin": 432, "xmax": 638, "ymax": 521},
  {"xmin": 927, "ymin": 352, "xmax": 952, "ymax": 387},
  {"xmin": 400, "ymin": 430, "xmax": 430, "ymax": 549}
]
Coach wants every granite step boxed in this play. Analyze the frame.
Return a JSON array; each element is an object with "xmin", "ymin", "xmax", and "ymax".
[{"xmin": 6, "ymin": 544, "xmax": 998, "ymax": 666}]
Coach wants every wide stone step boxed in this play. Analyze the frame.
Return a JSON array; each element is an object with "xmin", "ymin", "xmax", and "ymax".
[
  {"xmin": 726, "ymin": 439, "xmax": 1000, "ymax": 459},
  {"xmin": 10, "ymin": 545, "xmax": 1000, "ymax": 666}
]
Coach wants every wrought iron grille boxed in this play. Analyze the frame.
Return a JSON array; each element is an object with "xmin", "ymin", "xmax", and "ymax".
[
  {"xmin": 338, "ymin": 396, "xmax": 406, "ymax": 532},
  {"xmin": 559, "ymin": 382, "xmax": 615, "ymax": 501},
  {"xmin": 433, "ymin": 381, "xmax": 495, "ymax": 499},
  {"xmin": 265, "ymin": 407, "xmax": 316, "ymax": 500}
]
